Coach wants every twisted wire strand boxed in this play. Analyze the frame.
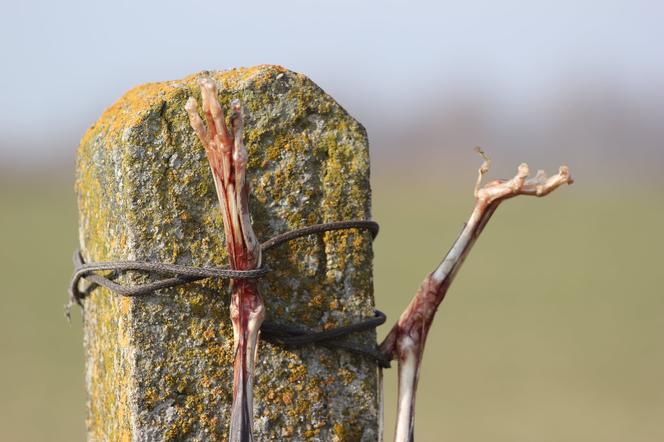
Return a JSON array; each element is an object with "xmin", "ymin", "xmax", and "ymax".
[{"xmin": 68, "ymin": 220, "xmax": 390, "ymax": 367}]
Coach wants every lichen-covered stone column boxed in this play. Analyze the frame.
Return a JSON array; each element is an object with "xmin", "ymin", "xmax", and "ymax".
[{"xmin": 76, "ymin": 65, "xmax": 379, "ymax": 441}]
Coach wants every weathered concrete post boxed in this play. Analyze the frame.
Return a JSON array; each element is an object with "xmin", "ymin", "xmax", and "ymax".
[{"xmin": 76, "ymin": 65, "xmax": 379, "ymax": 441}]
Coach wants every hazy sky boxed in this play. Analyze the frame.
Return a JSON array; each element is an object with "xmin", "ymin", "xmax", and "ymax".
[{"xmin": 1, "ymin": 0, "xmax": 663, "ymax": 164}]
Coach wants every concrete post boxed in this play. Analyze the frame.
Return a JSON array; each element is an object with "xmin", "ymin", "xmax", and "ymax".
[{"xmin": 76, "ymin": 65, "xmax": 379, "ymax": 441}]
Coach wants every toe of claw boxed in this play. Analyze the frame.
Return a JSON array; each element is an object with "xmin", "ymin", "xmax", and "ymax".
[{"xmin": 559, "ymin": 165, "xmax": 574, "ymax": 184}]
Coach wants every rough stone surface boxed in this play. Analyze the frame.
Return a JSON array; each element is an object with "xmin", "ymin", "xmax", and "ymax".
[{"xmin": 76, "ymin": 65, "xmax": 378, "ymax": 441}]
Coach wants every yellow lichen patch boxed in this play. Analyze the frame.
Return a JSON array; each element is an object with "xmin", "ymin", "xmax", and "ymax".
[
  {"xmin": 338, "ymin": 367, "xmax": 356, "ymax": 384},
  {"xmin": 288, "ymin": 363, "xmax": 307, "ymax": 384},
  {"xmin": 332, "ymin": 423, "xmax": 346, "ymax": 441}
]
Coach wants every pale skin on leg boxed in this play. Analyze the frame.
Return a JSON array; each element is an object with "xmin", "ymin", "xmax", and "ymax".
[
  {"xmin": 380, "ymin": 148, "xmax": 573, "ymax": 442},
  {"xmin": 186, "ymin": 80, "xmax": 264, "ymax": 442}
]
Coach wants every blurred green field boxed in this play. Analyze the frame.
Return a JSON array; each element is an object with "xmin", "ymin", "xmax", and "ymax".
[{"xmin": 1, "ymin": 176, "xmax": 662, "ymax": 441}]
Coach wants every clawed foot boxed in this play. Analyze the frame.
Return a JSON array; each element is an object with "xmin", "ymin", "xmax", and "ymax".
[
  {"xmin": 383, "ymin": 149, "xmax": 573, "ymax": 442},
  {"xmin": 474, "ymin": 147, "xmax": 573, "ymax": 203},
  {"xmin": 186, "ymin": 78, "xmax": 263, "ymax": 442}
]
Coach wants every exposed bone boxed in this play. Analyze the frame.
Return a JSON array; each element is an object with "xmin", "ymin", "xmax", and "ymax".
[
  {"xmin": 381, "ymin": 150, "xmax": 573, "ymax": 442},
  {"xmin": 186, "ymin": 80, "xmax": 263, "ymax": 442}
]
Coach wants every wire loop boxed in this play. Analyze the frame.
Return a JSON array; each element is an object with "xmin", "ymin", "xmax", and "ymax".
[{"xmin": 68, "ymin": 220, "xmax": 390, "ymax": 367}]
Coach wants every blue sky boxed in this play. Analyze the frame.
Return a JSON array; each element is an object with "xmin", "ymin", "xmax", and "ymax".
[{"xmin": 1, "ymin": 0, "xmax": 662, "ymax": 164}]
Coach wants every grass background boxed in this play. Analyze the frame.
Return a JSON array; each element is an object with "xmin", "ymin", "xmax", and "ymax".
[{"xmin": 0, "ymin": 173, "xmax": 661, "ymax": 441}]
